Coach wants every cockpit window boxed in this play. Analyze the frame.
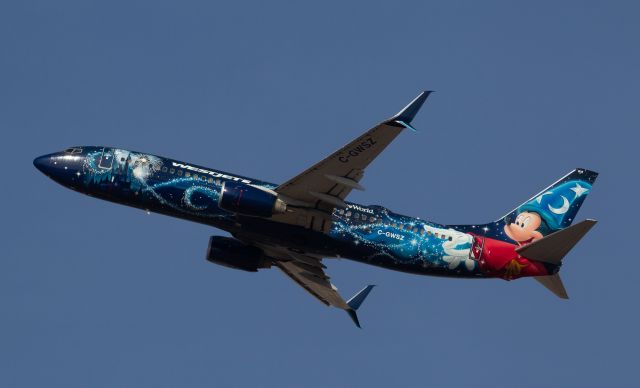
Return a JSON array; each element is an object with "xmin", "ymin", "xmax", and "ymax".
[{"xmin": 64, "ymin": 147, "xmax": 83, "ymax": 154}]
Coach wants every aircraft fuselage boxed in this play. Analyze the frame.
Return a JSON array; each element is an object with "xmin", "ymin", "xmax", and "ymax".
[{"xmin": 34, "ymin": 146, "xmax": 554, "ymax": 280}]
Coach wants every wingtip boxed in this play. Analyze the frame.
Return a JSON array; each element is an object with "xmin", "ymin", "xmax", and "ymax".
[
  {"xmin": 391, "ymin": 91, "xmax": 433, "ymax": 124},
  {"xmin": 346, "ymin": 284, "xmax": 376, "ymax": 310},
  {"xmin": 345, "ymin": 285, "xmax": 376, "ymax": 328},
  {"xmin": 346, "ymin": 309, "xmax": 361, "ymax": 328}
]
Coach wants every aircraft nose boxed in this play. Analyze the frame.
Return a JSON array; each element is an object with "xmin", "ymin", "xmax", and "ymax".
[
  {"xmin": 33, "ymin": 154, "xmax": 54, "ymax": 175},
  {"xmin": 34, "ymin": 151, "xmax": 85, "ymax": 187}
]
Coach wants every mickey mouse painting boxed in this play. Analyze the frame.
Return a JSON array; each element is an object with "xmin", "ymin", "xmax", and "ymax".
[
  {"xmin": 504, "ymin": 211, "xmax": 544, "ymax": 245},
  {"xmin": 503, "ymin": 181, "xmax": 592, "ymax": 246}
]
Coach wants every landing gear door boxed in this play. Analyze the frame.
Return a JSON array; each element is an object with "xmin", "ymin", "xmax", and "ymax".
[{"xmin": 98, "ymin": 147, "xmax": 114, "ymax": 169}]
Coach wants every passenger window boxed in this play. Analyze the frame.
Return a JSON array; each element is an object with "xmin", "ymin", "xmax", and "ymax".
[
  {"xmin": 413, "ymin": 227, "xmax": 418, "ymax": 233},
  {"xmin": 405, "ymin": 224, "xmax": 411, "ymax": 231},
  {"xmin": 346, "ymin": 211, "xmax": 352, "ymax": 217},
  {"xmin": 354, "ymin": 213, "xmax": 360, "ymax": 220},
  {"xmin": 420, "ymin": 229, "xmax": 425, "ymax": 235},
  {"xmin": 208, "ymin": 178, "xmax": 214, "ymax": 183},
  {"xmin": 398, "ymin": 224, "xmax": 404, "ymax": 230},
  {"xmin": 435, "ymin": 233, "xmax": 439, "ymax": 238},
  {"xmin": 201, "ymin": 176, "xmax": 207, "ymax": 181},
  {"xmin": 391, "ymin": 223, "xmax": 396, "ymax": 228},
  {"xmin": 185, "ymin": 172, "xmax": 191, "ymax": 177},
  {"xmin": 162, "ymin": 167, "xmax": 168, "ymax": 173},
  {"xmin": 370, "ymin": 216, "xmax": 375, "ymax": 223},
  {"xmin": 177, "ymin": 170, "xmax": 183, "ymax": 176},
  {"xmin": 169, "ymin": 168, "xmax": 175, "ymax": 174},
  {"xmin": 448, "ymin": 236, "xmax": 453, "ymax": 241},
  {"xmin": 193, "ymin": 174, "xmax": 198, "ymax": 179},
  {"xmin": 377, "ymin": 218, "xmax": 382, "ymax": 224},
  {"xmin": 441, "ymin": 235, "xmax": 447, "ymax": 240}
]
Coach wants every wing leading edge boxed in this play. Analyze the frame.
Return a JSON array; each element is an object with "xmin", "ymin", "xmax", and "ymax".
[{"xmin": 272, "ymin": 91, "xmax": 433, "ymax": 232}]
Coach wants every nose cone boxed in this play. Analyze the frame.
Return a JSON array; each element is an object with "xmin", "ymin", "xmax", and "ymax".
[
  {"xmin": 34, "ymin": 152, "xmax": 85, "ymax": 189},
  {"xmin": 33, "ymin": 154, "xmax": 55, "ymax": 175}
]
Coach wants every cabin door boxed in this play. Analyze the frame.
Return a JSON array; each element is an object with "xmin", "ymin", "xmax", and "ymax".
[{"xmin": 98, "ymin": 147, "xmax": 114, "ymax": 169}]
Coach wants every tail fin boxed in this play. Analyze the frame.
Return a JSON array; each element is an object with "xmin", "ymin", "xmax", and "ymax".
[{"xmin": 497, "ymin": 169, "xmax": 598, "ymax": 242}]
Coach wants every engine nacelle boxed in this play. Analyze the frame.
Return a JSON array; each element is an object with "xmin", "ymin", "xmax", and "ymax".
[
  {"xmin": 206, "ymin": 236, "xmax": 271, "ymax": 272},
  {"xmin": 218, "ymin": 181, "xmax": 286, "ymax": 218}
]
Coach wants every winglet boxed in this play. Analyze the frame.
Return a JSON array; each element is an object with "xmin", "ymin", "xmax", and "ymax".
[
  {"xmin": 389, "ymin": 91, "xmax": 433, "ymax": 129},
  {"xmin": 345, "ymin": 285, "xmax": 375, "ymax": 328}
]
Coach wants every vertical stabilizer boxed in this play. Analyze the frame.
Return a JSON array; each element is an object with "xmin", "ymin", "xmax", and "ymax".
[{"xmin": 492, "ymin": 169, "xmax": 597, "ymax": 245}]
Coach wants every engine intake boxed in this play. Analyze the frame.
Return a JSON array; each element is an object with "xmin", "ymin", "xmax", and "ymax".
[
  {"xmin": 206, "ymin": 236, "xmax": 270, "ymax": 272},
  {"xmin": 218, "ymin": 181, "xmax": 286, "ymax": 218}
]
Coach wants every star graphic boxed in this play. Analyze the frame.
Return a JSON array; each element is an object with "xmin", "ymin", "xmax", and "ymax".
[
  {"xmin": 570, "ymin": 183, "xmax": 588, "ymax": 198},
  {"xmin": 503, "ymin": 259, "xmax": 528, "ymax": 279}
]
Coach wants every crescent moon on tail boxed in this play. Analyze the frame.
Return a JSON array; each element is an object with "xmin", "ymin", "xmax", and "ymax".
[{"xmin": 548, "ymin": 195, "xmax": 570, "ymax": 214}]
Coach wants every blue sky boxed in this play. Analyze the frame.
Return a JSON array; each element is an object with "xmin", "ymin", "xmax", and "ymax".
[{"xmin": 1, "ymin": 1, "xmax": 638, "ymax": 387}]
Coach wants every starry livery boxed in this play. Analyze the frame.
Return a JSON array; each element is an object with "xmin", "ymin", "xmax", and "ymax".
[{"xmin": 34, "ymin": 92, "xmax": 598, "ymax": 327}]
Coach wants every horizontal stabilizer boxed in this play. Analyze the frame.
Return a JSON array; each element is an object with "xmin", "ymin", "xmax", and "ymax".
[
  {"xmin": 345, "ymin": 285, "xmax": 376, "ymax": 328},
  {"xmin": 534, "ymin": 274, "xmax": 569, "ymax": 299},
  {"xmin": 516, "ymin": 219, "xmax": 597, "ymax": 265}
]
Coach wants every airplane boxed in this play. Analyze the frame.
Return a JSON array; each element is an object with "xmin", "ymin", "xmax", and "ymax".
[{"xmin": 33, "ymin": 91, "xmax": 598, "ymax": 327}]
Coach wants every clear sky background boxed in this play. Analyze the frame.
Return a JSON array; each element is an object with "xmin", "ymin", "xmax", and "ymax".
[{"xmin": 1, "ymin": 1, "xmax": 638, "ymax": 387}]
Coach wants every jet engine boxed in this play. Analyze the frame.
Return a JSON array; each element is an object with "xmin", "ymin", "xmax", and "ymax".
[
  {"xmin": 206, "ymin": 236, "xmax": 271, "ymax": 272},
  {"xmin": 218, "ymin": 181, "xmax": 286, "ymax": 218}
]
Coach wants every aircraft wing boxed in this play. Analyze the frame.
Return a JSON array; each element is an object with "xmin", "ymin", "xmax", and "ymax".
[
  {"xmin": 272, "ymin": 91, "xmax": 432, "ymax": 232},
  {"xmin": 254, "ymin": 242, "xmax": 374, "ymax": 327}
]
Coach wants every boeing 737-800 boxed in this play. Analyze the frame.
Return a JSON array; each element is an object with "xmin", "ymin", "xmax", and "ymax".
[{"xmin": 34, "ymin": 92, "xmax": 598, "ymax": 327}]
